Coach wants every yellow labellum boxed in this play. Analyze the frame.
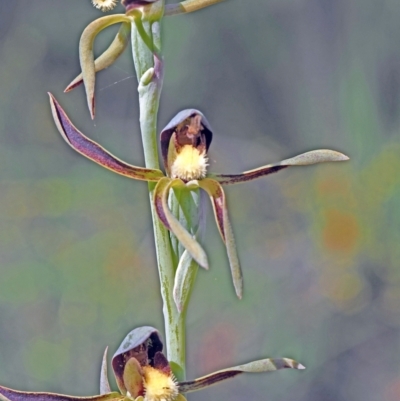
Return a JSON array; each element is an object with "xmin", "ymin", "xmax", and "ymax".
[
  {"xmin": 91, "ymin": 0, "xmax": 118, "ymax": 11},
  {"xmin": 142, "ymin": 366, "xmax": 179, "ymax": 401},
  {"xmin": 170, "ymin": 145, "xmax": 208, "ymax": 181}
]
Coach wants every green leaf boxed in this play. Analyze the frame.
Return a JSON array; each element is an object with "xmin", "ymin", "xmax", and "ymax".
[
  {"xmin": 173, "ymin": 250, "xmax": 199, "ymax": 312},
  {"xmin": 78, "ymin": 14, "xmax": 131, "ymax": 118},
  {"xmin": 65, "ymin": 22, "xmax": 131, "ymax": 92},
  {"xmin": 48, "ymin": 93, "xmax": 164, "ymax": 181},
  {"xmin": 199, "ymin": 178, "xmax": 243, "ymax": 298},
  {"xmin": 153, "ymin": 178, "xmax": 209, "ymax": 269},
  {"xmin": 178, "ymin": 357, "xmax": 305, "ymax": 393},
  {"xmin": 212, "ymin": 149, "xmax": 349, "ymax": 185},
  {"xmin": 100, "ymin": 347, "xmax": 111, "ymax": 395}
]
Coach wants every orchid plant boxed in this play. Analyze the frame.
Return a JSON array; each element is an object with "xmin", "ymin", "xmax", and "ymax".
[
  {"xmin": 0, "ymin": 0, "xmax": 348, "ymax": 400},
  {"xmin": 0, "ymin": 327, "xmax": 304, "ymax": 401}
]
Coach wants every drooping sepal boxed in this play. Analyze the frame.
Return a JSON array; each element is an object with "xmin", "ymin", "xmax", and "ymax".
[
  {"xmin": 178, "ymin": 357, "xmax": 305, "ymax": 393},
  {"xmin": 78, "ymin": 14, "xmax": 132, "ymax": 118},
  {"xmin": 65, "ymin": 22, "xmax": 131, "ymax": 93},
  {"xmin": 49, "ymin": 93, "xmax": 164, "ymax": 181},
  {"xmin": 199, "ymin": 178, "xmax": 243, "ymax": 298},
  {"xmin": 153, "ymin": 178, "xmax": 209, "ymax": 269},
  {"xmin": 212, "ymin": 149, "xmax": 349, "ymax": 185}
]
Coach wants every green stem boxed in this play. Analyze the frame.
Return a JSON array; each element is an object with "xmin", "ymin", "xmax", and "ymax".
[{"xmin": 128, "ymin": 3, "xmax": 186, "ymax": 381}]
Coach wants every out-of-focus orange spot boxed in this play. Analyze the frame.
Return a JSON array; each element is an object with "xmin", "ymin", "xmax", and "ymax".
[
  {"xmin": 198, "ymin": 323, "xmax": 238, "ymax": 374},
  {"xmin": 324, "ymin": 273, "xmax": 362, "ymax": 301},
  {"xmin": 385, "ymin": 377, "xmax": 400, "ymax": 401},
  {"xmin": 316, "ymin": 176, "xmax": 351, "ymax": 197},
  {"xmin": 320, "ymin": 272, "xmax": 368, "ymax": 313},
  {"xmin": 322, "ymin": 209, "xmax": 360, "ymax": 253}
]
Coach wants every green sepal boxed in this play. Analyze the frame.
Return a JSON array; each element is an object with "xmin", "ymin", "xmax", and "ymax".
[
  {"xmin": 65, "ymin": 22, "xmax": 131, "ymax": 92},
  {"xmin": 153, "ymin": 178, "xmax": 209, "ymax": 269},
  {"xmin": 199, "ymin": 178, "xmax": 243, "ymax": 298},
  {"xmin": 79, "ymin": 14, "xmax": 132, "ymax": 118}
]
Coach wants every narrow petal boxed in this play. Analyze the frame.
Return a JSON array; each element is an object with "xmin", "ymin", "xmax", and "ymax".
[
  {"xmin": 199, "ymin": 178, "xmax": 243, "ymax": 298},
  {"xmin": 65, "ymin": 22, "xmax": 131, "ymax": 92},
  {"xmin": 173, "ymin": 250, "xmax": 199, "ymax": 312},
  {"xmin": 178, "ymin": 357, "xmax": 305, "ymax": 393},
  {"xmin": 100, "ymin": 347, "xmax": 111, "ymax": 395},
  {"xmin": 212, "ymin": 149, "xmax": 349, "ymax": 185},
  {"xmin": 0, "ymin": 386, "xmax": 121, "ymax": 401},
  {"xmin": 78, "ymin": 14, "xmax": 131, "ymax": 118},
  {"xmin": 49, "ymin": 93, "xmax": 164, "ymax": 181},
  {"xmin": 154, "ymin": 178, "xmax": 209, "ymax": 269}
]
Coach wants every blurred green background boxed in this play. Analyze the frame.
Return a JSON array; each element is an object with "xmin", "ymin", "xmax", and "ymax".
[{"xmin": 0, "ymin": 1, "xmax": 399, "ymax": 400}]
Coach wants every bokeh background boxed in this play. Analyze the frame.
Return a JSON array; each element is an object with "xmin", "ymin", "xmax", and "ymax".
[{"xmin": 0, "ymin": 1, "xmax": 399, "ymax": 400}]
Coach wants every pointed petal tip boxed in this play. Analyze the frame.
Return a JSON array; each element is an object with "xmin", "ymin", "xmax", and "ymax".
[
  {"xmin": 90, "ymin": 99, "xmax": 96, "ymax": 120},
  {"xmin": 198, "ymin": 254, "xmax": 209, "ymax": 270},
  {"xmin": 332, "ymin": 151, "xmax": 350, "ymax": 161},
  {"xmin": 298, "ymin": 363, "xmax": 306, "ymax": 370}
]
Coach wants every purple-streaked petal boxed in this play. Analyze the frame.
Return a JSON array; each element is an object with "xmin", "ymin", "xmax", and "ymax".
[
  {"xmin": 0, "ymin": 386, "xmax": 121, "ymax": 401},
  {"xmin": 212, "ymin": 149, "xmax": 349, "ymax": 185},
  {"xmin": 49, "ymin": 94, "xmax": 164, "ymax": 181},
  {"xmin": 178, "ymin": 357, "xmax": 305, "ymax": 393},
  {"xmin": 154, "ymin": 178, "xmax": 209, "ymax": 269},
  {"xmin": 65, "ymin": 22, "xmax": 131, "ymax": 93},
  {"xmin": 78, "ymin": 14, "xmax": 131, "ymax": 119},
  {"xmin": 100, "ymin": 347, "xmax": 111, "ymax": 395},
  {"xmin": 199, "ymin": 178, "xmax": 242, "ymax": 298}
]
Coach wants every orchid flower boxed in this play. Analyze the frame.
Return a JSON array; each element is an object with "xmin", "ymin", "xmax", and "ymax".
[
  {"xmin": 49, "ymin": 94, "xmax": 348, "ymax": 307},
  {"xmin": 0, "ymin": 326, "xmax": 305, "ymax": 401}
]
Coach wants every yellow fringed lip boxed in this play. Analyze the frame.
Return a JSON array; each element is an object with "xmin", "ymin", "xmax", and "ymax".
[
  {"xmin": 170, "ymin": 145, "xmax": 208, "ymax": 181},
  {"xmin": 91, "ymin": 0, "xmax": 118, "ymax": 11},
  {"xmin": 142, "ymin": 366, "xmax": 179, "ymax": 401}
]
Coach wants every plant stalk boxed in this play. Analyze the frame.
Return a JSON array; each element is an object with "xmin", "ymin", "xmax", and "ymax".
[{"xmin": 128, "ymin": 2, "xmax": 186, "ymax": 381}]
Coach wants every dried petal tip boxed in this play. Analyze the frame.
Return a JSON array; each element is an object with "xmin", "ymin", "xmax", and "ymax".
[
  {"xmin": 298, "ymin": 363, "xmax": 306, "ymax": 370},
  {"xmin": 92, "ymin": 0, "xmax": 118, "ymax": 11}
]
